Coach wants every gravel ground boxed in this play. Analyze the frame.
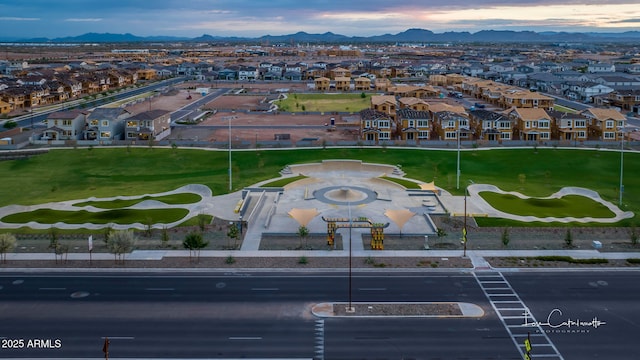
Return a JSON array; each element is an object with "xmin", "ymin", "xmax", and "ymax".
[
  {"xmin": 332, "ymin": 303, "xmax": 462, "ymax": 317},
  {"xmin": 0, "ymin": 256, "xmax": 472, "ymax": 269}
]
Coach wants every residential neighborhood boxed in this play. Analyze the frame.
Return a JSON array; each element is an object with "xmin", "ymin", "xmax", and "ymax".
[{"xmin": 1, "ymin": 41, "xmax": 639, "ymax": 147}]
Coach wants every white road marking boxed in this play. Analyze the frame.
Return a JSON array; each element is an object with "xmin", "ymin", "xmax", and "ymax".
[{"xmin": 229, "ymin": 336, "xmax": 263, "ymax": 340}]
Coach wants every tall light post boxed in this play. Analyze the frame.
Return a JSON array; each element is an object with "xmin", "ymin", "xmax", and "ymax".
[
  {"xmin": 619, "ymin": 130, "xmax": 624, "ymax": 207},
  {"xmin": 228, "ymin": 115, "xmax": 232, "ymax": 192},
  {"xmin": 456, "ymin": 129, "xmax": 461, "ymax": 190},
  {"xmin": 463, "ymin": 180, "xmax": 473, "ymax": 258},
  {"xmin": 347, "ymin": 200, "xmax": 354, "ymax": 313}
]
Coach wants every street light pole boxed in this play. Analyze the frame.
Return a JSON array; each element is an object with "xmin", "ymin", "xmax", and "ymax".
[
  {"xmin": 347, "ymin": 201, "xmax": 354, "ymax": 312},
  {"xmin": 456, "ymin": 129, "xmax": 460, "ymax": 190},
  {"xmin": 620, "ymin": 132, "xmax": 624, "ymax": 207},
  {"xmin": 228, "ymin": 116, "xmax": 232, "ymax": 192}
]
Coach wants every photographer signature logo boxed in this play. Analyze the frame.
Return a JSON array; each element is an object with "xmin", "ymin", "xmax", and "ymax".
[{"xmin": 522, "ymin": 308, "xmax": 606, "ymax": 332}]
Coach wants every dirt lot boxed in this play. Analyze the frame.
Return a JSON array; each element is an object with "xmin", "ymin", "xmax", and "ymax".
[{"xmin": 121, "ymin": 82, "xmax": 361, "ymax": 144}]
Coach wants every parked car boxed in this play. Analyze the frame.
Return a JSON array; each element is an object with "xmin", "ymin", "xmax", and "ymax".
[{"xmin": 474, "ymin": 103, "xmax": 486, "ymax": 108}]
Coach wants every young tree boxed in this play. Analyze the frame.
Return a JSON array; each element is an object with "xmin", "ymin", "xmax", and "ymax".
[
  {"xmin": 501, "ymin": 228, "xmax": 510, "ymax": 248},
  {"xmin": 564, "ymin": 229, "xmax": 574, "ymax": 248},
  {"xmin": 183, "ymin": 232, "xmax": 209, "ymax": 262},
  {"xmin": 161, "ymin": 226, "xmax": 170, "ymax": 248},
  {"xmin": 0, "ymin": 233, "xmax": 17, "ymax": 264},
  {"xmin": 630, "ymin": 226, "xmax": 638, "ymax": 246},
  {"xmin": 197, "ymin": 213, "xmax": 209, "ymax": 232},
  {"xmin": 107, "ymin": 230, "xmax": 137, "ymax": 264},
  {"xmin": 226, "ymin": 223, "xmax": 239, "ymax": 249},
  {"xmin": 297, "ymin": 225, "xmax": 309, "ymax": 249},
  {"xmin": 48, "ymin": 226, "xmax": 59, "ymax": 251}
]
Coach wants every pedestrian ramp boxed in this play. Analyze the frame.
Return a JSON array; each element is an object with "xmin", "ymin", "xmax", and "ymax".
[{"xmin": 474, "ymin": 271, "xmax": 564, "ymax": 360}]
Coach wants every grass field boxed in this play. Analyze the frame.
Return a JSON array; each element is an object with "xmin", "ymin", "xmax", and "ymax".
[
  {"xmin": 478, "ymin": 192, "xmax": 615, "ymax": 218},
  {"xmin": 274, "ymin": 93, "xmax": 372, "ymax": 113},
  {"xmin": 1, "ymin": 146, "xmax": 638, "ymax": 226}
]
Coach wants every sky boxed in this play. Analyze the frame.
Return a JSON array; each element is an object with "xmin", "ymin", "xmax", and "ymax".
[{"xmin": 1, "ymin": 0, "xmax": 640, "ymax": 40}]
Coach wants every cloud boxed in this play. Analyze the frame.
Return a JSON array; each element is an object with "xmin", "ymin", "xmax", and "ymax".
[
  {"xmin": 0, "ymin": 17, "xmax": 39, "ymax": 21},
  {"xmin": 65, "ymin": 18, "xmax": 103, "ymax": 22}
]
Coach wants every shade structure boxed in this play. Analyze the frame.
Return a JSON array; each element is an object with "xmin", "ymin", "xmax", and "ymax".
[
  {"xmin": 288, "ymin": 208, "xmax": 320, "ymax": 227},
  {"xmin": 384, "ymin": 209, "xmax": 416, "ymax": 232}
]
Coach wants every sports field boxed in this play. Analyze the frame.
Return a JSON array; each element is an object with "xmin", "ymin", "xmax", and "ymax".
[{"xmin": 274, "ymin": 93, "xmax": 372, "ymax": 113}]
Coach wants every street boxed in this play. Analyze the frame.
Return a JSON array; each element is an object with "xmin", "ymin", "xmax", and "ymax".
[{"xmin": 0, "ymin": 270, "xmax": 638, "ymax": 359}]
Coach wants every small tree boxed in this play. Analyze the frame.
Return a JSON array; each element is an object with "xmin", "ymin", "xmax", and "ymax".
[
  {"xmin": 501, "ymin": 228, "xmax": 510, "ymax": 248},
  {"xmin": 0, "ymin": 233, "xmax": 17, "ymax": 264},
  {"xmin": 183, "ymin": 232, "xmax": 208, "ymax": 262},
  {"xmin": 54, "ymin": 242, "xmax": 69, "ymax": 264},
  {"xmin": 108, "ymin": 230, "xmax": 137, "ymax": 264},
  {"xmin": 630, "ymin": 226, "xmax": 638, "ymax": 246},
  {"xmin": 564, "ymin": 229, "xmax": 574, "ymax": 248},
  {"xmin": 103, "ymin": 224, "xmax": 113, "ymax": 245},
  {"xmin": 144, "ymin": 217, "xmax": 153, "ymax": 237},
  {"xmin": 197, "ymin": 213, "xmax": 209, "ymax": 232},
  {"xmin": 161, "ymin": 226, "xmax": 170, "ymax": 248},
  {"xmin": 297, "ymin": 225, "xmax": 309, "ymax": 249},
  {"xmin": 226, "ymin": 223, "xmax": 239, "ymax": 249},
  {"xmin": 48, "ymin": 227, "xmax": 59, "ymax": 252}
]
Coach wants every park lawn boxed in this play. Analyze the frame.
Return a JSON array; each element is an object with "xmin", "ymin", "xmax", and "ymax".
[
  {"xmin": 74, "ymin": 193, "xmax": 202, "ymax": 209},
  {"xmin": 478, "ymin": 192, "xmax": 615, "ymax": 218},
  {"xmin": 1, "ymin": 147, "xmax": 639, "ymax": 223},
  {"xmin": 275, "ymin": 93, "xmax": 372, "ymax": 113},
  {"xmin": 1, "ymin": 208, "xmax": 189, "ymax": 225}
]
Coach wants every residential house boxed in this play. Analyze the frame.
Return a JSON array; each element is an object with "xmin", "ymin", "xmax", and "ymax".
[
  {"xmin": 124, "ymin": 109, "xmax": 171, "ymax": 141},
  {"xmin": 588, "ymin": 63, "xmax": 615, "ymax": 73},
  {"xmin": 397, "ymin": 108, "xmax": 431, "ymax": 142},
  {"xmin": 354, "ymin": 77, "xmax": 371, "ymax": 91},
  {"xmin": 84, "ymin": 107, "xmax": 131, "ymax": 141},
  {"xmin": 374, "ymin": 78, "xmax": 391, "ymax": 92},
  {"xmin": 507, "ymin": 107, "xmax": 552, "ymax": 141},
  {"xmin": 501, "ymin": 90, "xmax": 554, "ymax": 109},
  {"xmin": 0, "ymin": 88, "xmax": 28, "ymax": 110},
  {"xmin": 137, "ymin": 68, "xmax": 157, "ymax": 81},
  {"xmin": 432, "ymin": 110, "xmax": 472, "ymax": 141},
  {"xmin": 330, "ymin": 67, "xmax": 351, "ymax": 79},
  {"xmin": 546, "ymin": 109, "xmax": 588, "ymax": 142},
  {"xmin": 469, "ymin": 109, "xmax": 514, "ymax": 142},
  {"xmin": 334, "ymin": 76, "xmax": 351, "ymax": 91},
  {"xmin": 581, "ymin": 107, "xmax": 626, "ymax": 141},
  {"xmin": 360, "ymin": 109, "xmax": 393, "ymax": 143},
  {"xmin": 238, "ymin": 66, "xmax": 258, "ymax": 81},
  {"xmin": 43, "ymin": 110, "xmax": 87, "ymax": 140},
  {"xmin": 0, "ymin": 100, "xmax": 11, "ymax": 114},
  {"xmin": 604, "ymin": 89, "xmax": 640, "ymax": 112},
  {"xmin": 370, "ymin": 95, "xmax": 397, "ymax": 120},
  {"xmin": 398, "ymin": 97, "xmax": 429, "ymax": 111},
  {"xmin": 314, "ymin": 77, "xmax": 330, "ymax": 91}
]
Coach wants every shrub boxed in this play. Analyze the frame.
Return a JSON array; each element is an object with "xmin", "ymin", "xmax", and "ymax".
[
  {"xmin": 298, "ymin": 256, "xmax": 308, "ymax": 264},
  {"xmin": 626, "ymin": 258, "xmax": 640, "ymax": 264},
  {"xmin": 225, "ymin": 255, "xmax": 236, "ymax": 264}
]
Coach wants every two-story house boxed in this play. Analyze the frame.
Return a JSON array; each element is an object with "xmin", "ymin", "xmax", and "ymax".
[
  {"xmin": 581, "ymin": 107, "xmax": 626, "ymax": 141},
  {"xmin": 397, "ymin": 108, "xmax": 431, "ymax": 143},
  {"xmin": 334, "ymin": 76, "xmax": 351, "ymax": 91},
  {"xmin": 314, "ymin": 77, "xmax": 330, "ymax": 91},
  {"xmin": 354, "ymin": 77, "xmax": 371, "ymax": 91},
  {"xmin": 43, "ymin": 110, "xmax": 87, "ymax": 140},
  {"xmin": 371, "ymin": 95, "xmax": 397, "ymax": 121},
  {"xmin": 508, "ymin": 107, "xmax": 552, "ymax": 141},
  {"xmin": 433, "ymin": 110, "xmax": 472, "ymax": 141},
  {"xmin": 124, "ymin": 109, "xmax": 172, "ymax": 141},
  {"xmin": 360, "ymin": 109, "xmax": 393, "ymax": 143},
  {"xmin": 546, "ymin": 109, "xmax": 588, "ymax": 142},
  {"xmin": 469, "ymin": 109, "xmax": 514, "ymax": 142},
  {"xmin": 84, "ymin": 107, "xmax": 131, "ymax": 141}
]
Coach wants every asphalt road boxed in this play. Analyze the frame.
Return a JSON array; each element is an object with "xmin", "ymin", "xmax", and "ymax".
[{"xmin": 1, "ymin": 270, "xmax": 637, "ymax": 359}]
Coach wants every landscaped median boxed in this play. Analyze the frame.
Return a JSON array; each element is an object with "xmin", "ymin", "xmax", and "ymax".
[
  {"xmin": 487, "ymin": 255, "xmax": 640, "ymax": 268},
  {"xmin": 312, "ymin": 302, "xmax": 484, "ymax": 318}
]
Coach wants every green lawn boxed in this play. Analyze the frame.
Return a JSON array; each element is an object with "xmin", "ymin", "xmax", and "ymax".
[
  {"xmin": 275, "ymin": 93, "xmax": 372, "ymax": 113},
  {"xmin": 478, "ymin": 192, "xmax": 615, "ymax": 218},
  {"xmin": 1, "ymin": 147, "xmax": 638, "ymax": 226},
  {"xmin": 1, "ymin": 208, "xmax": 189, "ymax": 225},
  {"xmin": 74, "ymin": 193, "xmax": 202, "ymax": 209}
]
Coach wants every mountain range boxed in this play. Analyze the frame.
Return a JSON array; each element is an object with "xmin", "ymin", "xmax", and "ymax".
[{"xmin": 6, "ymin": 28, "xmax": 640, "ymax": 44}]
